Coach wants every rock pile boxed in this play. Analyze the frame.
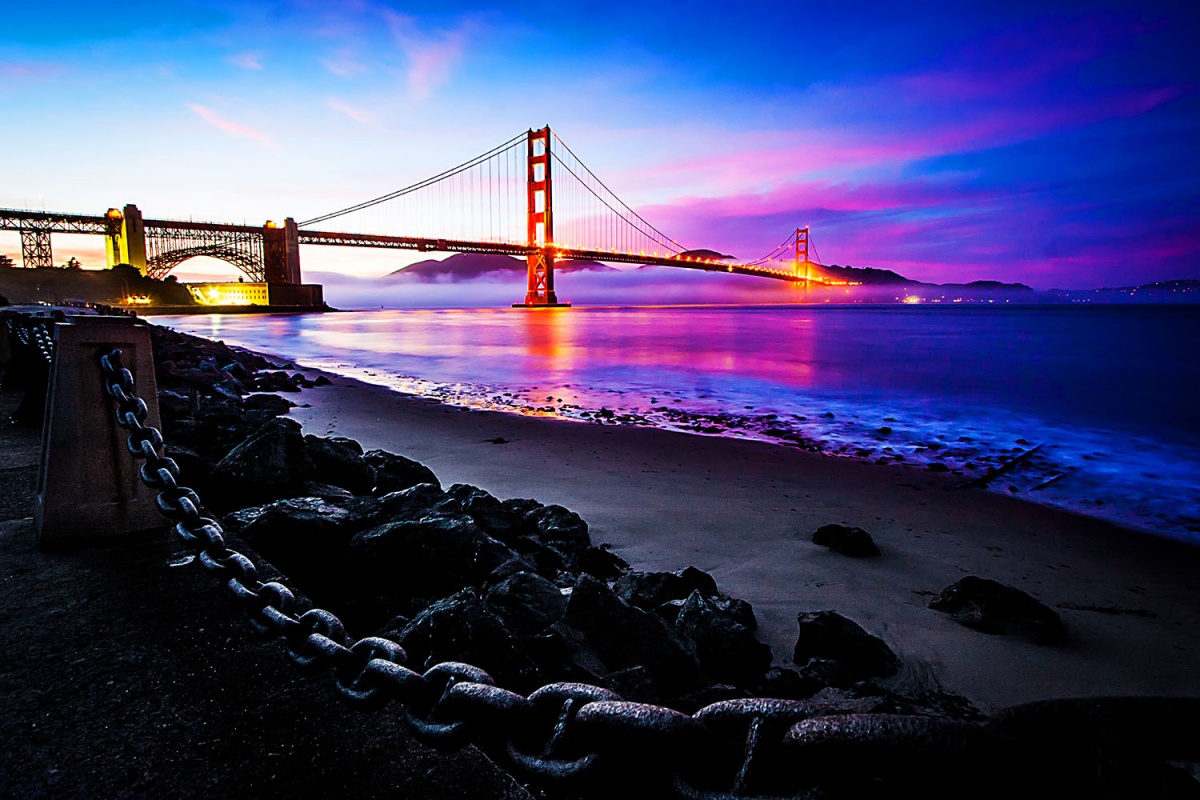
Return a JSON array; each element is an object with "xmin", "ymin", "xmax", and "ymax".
[{"xmin": 148, "ymin": 323, "xmax": 975, "ymax": 716}]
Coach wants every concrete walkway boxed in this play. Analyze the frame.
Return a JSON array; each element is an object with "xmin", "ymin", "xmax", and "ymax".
[{"xmin": 0, "ymin": 384, "xmax": 530, "ymax": 799}]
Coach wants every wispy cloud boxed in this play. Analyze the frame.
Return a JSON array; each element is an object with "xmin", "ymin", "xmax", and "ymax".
[
  {"xmin": 227, "ymin": 52, "xmax": 263, "ymax": 70},
  {"xmin": 0, "ymin": 61, "xmax": 66, "ymax": 80},
  {"xmin": 322, "ymin": 48, "xmax": 369, "ymax": 79},
  {"xmin": 325, "ymin": 98, "xmax": 376, "ymax": 124},
  {"xmin": 187, "ymin": 103, "xmax": 277, "ymax": 148}
]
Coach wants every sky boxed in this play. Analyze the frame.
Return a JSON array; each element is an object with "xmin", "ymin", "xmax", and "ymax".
[{"xmin": 1, "ymin": 0, "xmax": 1197, "ymax": 291}]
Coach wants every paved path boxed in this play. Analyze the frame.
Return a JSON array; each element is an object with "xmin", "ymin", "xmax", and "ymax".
[{"xmin": 0, "ymin": 379, "xmax": 530, "ymax": 800}]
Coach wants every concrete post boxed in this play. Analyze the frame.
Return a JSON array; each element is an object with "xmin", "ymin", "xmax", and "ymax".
[{"xmin": 35, "ymin": 316, "xmax": 165, "ymax": 547}]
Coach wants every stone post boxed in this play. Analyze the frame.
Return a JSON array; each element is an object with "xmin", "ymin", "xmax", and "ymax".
[{"xmin": 35, "ymin": 316, "xmax": 164, "ymax": 547}]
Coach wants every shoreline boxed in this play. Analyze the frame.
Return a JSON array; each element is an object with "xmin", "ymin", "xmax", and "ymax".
[{"xmin": 272, "ymin": 362, "xmax": 1200, "ymax": 712}]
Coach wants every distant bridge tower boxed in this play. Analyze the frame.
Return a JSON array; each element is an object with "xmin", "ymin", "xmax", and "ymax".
[
  {"xmin": 793, "ymin": 226, "xmax": 811, "ymax": 283},
  {"xmin": 517, "ymin": 126, "xmax": 567, "ymax": 306}
]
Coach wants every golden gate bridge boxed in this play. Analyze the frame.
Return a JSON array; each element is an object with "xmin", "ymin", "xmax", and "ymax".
[{"xmin": 0, "ymin": 126, "xmax": 840, "ymax": 308}]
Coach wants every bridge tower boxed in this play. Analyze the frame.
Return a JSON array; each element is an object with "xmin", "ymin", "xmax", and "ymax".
[
  {"xmin": 263, "ymin": 217, "xmax": 302, "ymax": 284},
  {"xmin": 517, "ymin": 126, "xmax": 568, "ymax": 307},
  {"xmin": 794, "ymin": 226, "xmax": 811, "ymax": 283},
  {"xmin": 105, "ymin": 204, "xmax": 148, "ymax": 274}
]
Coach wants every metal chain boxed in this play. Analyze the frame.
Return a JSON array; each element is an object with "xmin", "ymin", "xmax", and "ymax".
[
  {"xmin": 31, "ymin": 321, "xmax": 54, "ymax": 364},
  {"xmin": 95, "ymin": 346, "xmax": 1198, "ymax": 798}
]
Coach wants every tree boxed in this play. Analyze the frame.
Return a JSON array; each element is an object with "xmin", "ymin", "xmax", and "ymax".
[{"xmin": 0, "ymin": 254, "xmax": 14, "ymax": 269}]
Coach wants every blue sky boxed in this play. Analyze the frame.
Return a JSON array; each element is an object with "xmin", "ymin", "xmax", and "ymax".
[{"xmin": 1, "ymin": 0, "xmax": 1196, "ymax": 289}]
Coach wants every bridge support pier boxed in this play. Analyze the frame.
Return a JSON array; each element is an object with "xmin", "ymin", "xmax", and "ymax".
[
  {"xmin": 20, "ymin": 226, "xmax": 54, "ymax": 269},
  {"xmin": 515, "ymin": 248, "xmax": 569, "ymax": 307}
]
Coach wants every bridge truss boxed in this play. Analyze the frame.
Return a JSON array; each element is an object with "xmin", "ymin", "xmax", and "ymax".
[
  {"xmin": 0, "ymin": 209, "xmax": 118, "ymax": 269},
  {"xmin": 143, "ymin": 221, "xmax": 267, "ymax": 281}
]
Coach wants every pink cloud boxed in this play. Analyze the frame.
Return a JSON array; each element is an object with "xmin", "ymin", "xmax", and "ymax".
[
  {"xmin": 622, "ymin": 82, "xmax": 1184, "ymax": 202},
  {"xmin": 385, "ymin": 12, "xmax": 471, "ymax": 102},
  {"xmin": 187, "ymin": 103, "xmax": 277, "ymax": 148}
]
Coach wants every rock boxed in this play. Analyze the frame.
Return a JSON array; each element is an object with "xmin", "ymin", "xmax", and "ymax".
[
  {"xmin": 526, "ymin": 504, "xmax": 590, "ymax": 551},
  {"xmin": 296, "ymin": 481, "xmax": 355, "ymax": 500},
  {"xmin": 756, "ymin": 667, "xmax": 819, "ymax": 701},
  {"xmin": 572, "ymin": 545, "xmax": 630, "ymax": 581},
  {"xmin": 445, "ymin": 484, "xmax": 526, "ymax": 540},
  {"xmin": 377, "ymin": 483, "xmax": 452, "ymax": 522},
  {"xmin": 388, "ymin": 590, "xmax": 544, "ymax": 693},
  {"xmin": 326, "ymin": 436, "xmax": 363, "ymax": 455},
  {"xmin": 485, "ymin": 571, "xmax": 567, "ymax": 636},
  {"xmin": 157, "ymin": 389, "xmax": 192, "ymax": 420},
  {"xmin": 210, "ymin": 417, "xmax": 314, "ymax": 508},
  {"xmin": 613, "ymin": 566, "xmax": 720, "ymax": 612},
  {"xmin": 243, "ymin": 393, "xmax": 294, "ymax": 416},
  {"xmin": 598, "ymin": 666, "xmax": 660, "ymax": 704},
  {"xmin": 252, "ymin": 370, "xmax": 303, "ymax": 392},
  {"xmin": 812, "ymin": 524, "xmax": 881, "ymax": 558},
  {"xmin": 792, "ymin": 611, "xmax": 900, "ymax": 686},
  {"xmin": 562, "ymin": 576, "xmax": 700, "ymax": 693},
  {"xmin": 929, "ymin": 576, "xmax": 1066, "ymax": 644},
  {"xmin": 224, "ymin": 495, "xmax": 381, "ymax": 596},
  {"xmin": 163, "ymin": 443, "xmax": 212, "ymax": 488},
  {"xmin": 706, "ymin": 593, "xmax": 757, "ymax": 630},
  {"xmin": 676, "ymin": 566, "xmax": 721, "ymax": 597},
  {"xmin": 365, "ymin": 449, "xmax": 441, "ymax": 495},
  {"xmin": 676, "ymin": 591, "xmax": 773, "ymax": 686},
  {"xmin": 501, "ymin": 497, "xmax": 544, "ymax": 518},
  {"xmin": 343, "ymin": 515, "xmax": 515, "ymax": 601},
  {"xmin": 313, "ymin": 375, "xmax": 332, "ymax": 386},
  {"xmin": 303, "ymin": 434, "xmax": 376, "ymax": 495}
]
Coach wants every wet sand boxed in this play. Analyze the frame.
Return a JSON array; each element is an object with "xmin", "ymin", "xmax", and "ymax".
[{"xmin": 285, "ymin": 370, "xmax": 1200, "ymax": 712}]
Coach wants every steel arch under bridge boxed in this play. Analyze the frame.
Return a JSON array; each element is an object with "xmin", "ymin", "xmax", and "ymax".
[{"xmin": 144, "ymin": 225, "xmax": 267, "ymax": 282}]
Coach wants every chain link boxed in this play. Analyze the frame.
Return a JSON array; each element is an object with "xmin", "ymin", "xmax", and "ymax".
[{"xmin": 93, "ymin": 346, "xmax": 1199, "ymax": 798}]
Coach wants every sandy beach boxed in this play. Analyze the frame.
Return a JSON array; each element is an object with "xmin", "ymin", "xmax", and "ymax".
[{"xmin": 282, "ymin": 368, "xmax": 1200, "ymax": 713}]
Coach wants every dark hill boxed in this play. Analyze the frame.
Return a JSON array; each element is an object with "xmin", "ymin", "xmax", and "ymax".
[
  {"xmin": 387, "ymin": 253, "xmax": 617, "ymax": 282},
  {"xmin": 818, "ymin": 264, "xmax": 918, "ymax": 286},
  {"xmin": 940, "ymin": 280, "xmax": 1034, "ymax": 292},
  {"xmin": 677, "ymin": 248, "xmax": 736, "ymax": 261}
]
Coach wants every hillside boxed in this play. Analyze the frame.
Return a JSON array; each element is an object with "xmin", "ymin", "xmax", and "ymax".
[{"xmin": 0, "ymin": 265, "xmax": 195, "ymax": 307}]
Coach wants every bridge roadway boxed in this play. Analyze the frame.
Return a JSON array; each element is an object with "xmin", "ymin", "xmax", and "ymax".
[{"xmin": 2, "ymin": 207, "xmax": 807, "ymax": 284}]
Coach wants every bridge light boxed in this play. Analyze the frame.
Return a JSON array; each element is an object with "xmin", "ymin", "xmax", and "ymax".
[
  {"xmin": 265, "ymin": 220, "xmax": 278, "ymax": 229},
  {"xmin": 106, "ymin": 208, "xmax": 122, "ymax": 220}
]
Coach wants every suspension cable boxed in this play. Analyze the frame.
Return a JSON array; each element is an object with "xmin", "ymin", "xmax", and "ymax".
[
  {"xmin": 298, "ymin": 132, "xmax": 527, "ymax": 228},
  {"xmin": 549, "ymin": 131, "xmax": 685, "ymax": 253}
]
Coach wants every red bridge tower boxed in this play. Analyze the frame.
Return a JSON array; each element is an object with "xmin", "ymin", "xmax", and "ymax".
[{"xmin": 516, "ymin": 126, "xmax": 569, "ymax": 307}]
